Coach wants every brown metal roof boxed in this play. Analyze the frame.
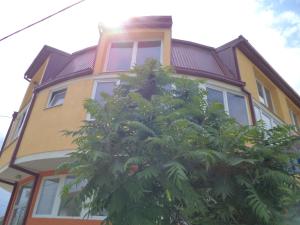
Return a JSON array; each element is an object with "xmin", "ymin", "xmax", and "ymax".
[{"xmin": 171, "ymin": 39, "xmax": 240, "ymax": 85}]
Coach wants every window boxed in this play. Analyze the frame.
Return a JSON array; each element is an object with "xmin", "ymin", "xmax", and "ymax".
[
  {"xmin": 34, "ymin": 175, "xmax": 105, "ymax": 219},
  {"xmin": 10, "ymin": 105, "xmax": 29, "ymax": 140},
  {"xmin": 9, "ymin": 182, "xmax": 33, "ymax": 225},
  {"xmin": 256, "ymin": 80, "xmax": 274, "ymax": 112},
  {"xmin": 106, "ymin": 40, "xmax": 161, "ymax": 72},
  {"xmin": 254, "ymin": 104, "xmax": 281, "ymax": 129},
  {"xmin": 48, "ymin": 88, "xmax": 67, "ymax": 108},
  {"xmin": 93, "ymin": 80, "xmax": 119, "ymax": 105},
  {"xmin": 290, "ymin": 110, "xmax": 299, "ymax": 130},
  {"xmin": 206, "ymin": 87, "xmax": 249, "ymax": 125}
]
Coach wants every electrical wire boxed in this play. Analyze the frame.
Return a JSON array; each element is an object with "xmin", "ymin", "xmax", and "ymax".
[{"xmin": 0, "ymin": 0, "xmax": 87, "ymax": 42}]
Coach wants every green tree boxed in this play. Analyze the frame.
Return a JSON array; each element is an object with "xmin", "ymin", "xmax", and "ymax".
[{"xmin": 62, "ymin": 60, "xmax": 300, "ymax": 225}]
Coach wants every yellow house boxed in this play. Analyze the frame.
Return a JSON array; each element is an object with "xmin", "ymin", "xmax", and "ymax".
[{"xmin": 0, "ymin": 16, "xmax": 299, "ymax": 225}]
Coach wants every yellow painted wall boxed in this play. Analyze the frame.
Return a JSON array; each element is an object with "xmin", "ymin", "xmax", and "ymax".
[
  {"xmin": 17, "ymin": 78, "xmax": 94, "ymax": 158},
  {"xmin": 236, "ymin": 48, "xmax": 296, "ymax": 124},
  {"xmin": 93, "ymin": 28, "xmax": 172, "ymax": 74},
  {"xmin": 0, "ymin": 141, "xmax": 16, "ymax": 169}
]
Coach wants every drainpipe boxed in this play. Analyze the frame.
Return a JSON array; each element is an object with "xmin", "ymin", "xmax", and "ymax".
[{"xmin": 5, "ymin": 90, "xmax": 40, "ymax": 225}]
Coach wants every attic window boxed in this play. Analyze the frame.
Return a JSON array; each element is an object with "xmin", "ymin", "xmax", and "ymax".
[
  {"xmin": 106, "ymin": 40, "xmax": 161, "ymax": 72},
  {"xmin": 48, "ymin": 88, "xmax": 67, "ymax": 108}
]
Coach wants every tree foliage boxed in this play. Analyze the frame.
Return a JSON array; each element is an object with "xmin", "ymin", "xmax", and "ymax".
[{"xmin": 62, "ymin": 60, "xmax": 300, "ymax": 225}]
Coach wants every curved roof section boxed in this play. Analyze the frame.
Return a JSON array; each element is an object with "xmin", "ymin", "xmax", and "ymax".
[{"xmin": 171, "ymin": 39, "xmax": 242, "ymax": 85}]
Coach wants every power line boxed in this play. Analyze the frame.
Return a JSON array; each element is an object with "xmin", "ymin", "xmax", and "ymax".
[{"xmin": 0, "ymin": 0, "xmax": 87, "ymax": 42}]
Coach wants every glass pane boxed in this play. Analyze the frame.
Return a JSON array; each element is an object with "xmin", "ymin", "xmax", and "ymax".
[
  {"xmin": 9, "ymin": 182, "xmax": 33, "ymax": 225},
  {"xmin": 36, "ymin": 178, "xmax": 59, "ymax": 215},
  {"xmin": 95, "ymin": 82, "xmax": 116, "ymax": 105},
  {"xmin": 58, "ymin": 177, "xmax": 86, "ymax": 217},
  {"xmin": 207, "ymin": 88, "xmax": 224, "ymax": 107},
  {"xmin": 256, "ymin": 81, "xmax": 264, "ymax": 101},
  {"xmin": 49, "ymin": 89, "xmax": 66, "ymax": 107},
  {"xmin": 254, "ymin": 106, "xmax": 261, "ymax": 121},
  {"xmin": 107, "ymin": 42, "xmax": 133, "ymax": 71},
  {"xmin": 136, "ymin": 41, "xmax": 161, "ymax": 65},
  {"xmin": 227, "ymin": 93, "xmax": 248, "ymax": 125},
  {"xmin": 261, "ymin": 112, "xmax": 272, "ymax": 129},
  {"xmin": 264, "ymin": 88, "xmax": 274, "ymax": 111}
]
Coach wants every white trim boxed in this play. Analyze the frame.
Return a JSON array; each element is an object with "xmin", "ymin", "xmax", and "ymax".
[
  {"xmin": 14, "ymin": 149, "xmax": 73, "ymax": 165},
  {"xmin": 33, "ymin": 174, "xmax": 105, "ymax": 220}
]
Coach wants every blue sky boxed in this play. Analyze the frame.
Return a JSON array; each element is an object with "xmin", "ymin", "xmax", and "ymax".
[
  {"xmin": 260, "ymin": 0, "xmax": 300, "ymax": 47},
  {"xmin": 0, "ymin": 0, "xmax": 300, "ymax": 218}
]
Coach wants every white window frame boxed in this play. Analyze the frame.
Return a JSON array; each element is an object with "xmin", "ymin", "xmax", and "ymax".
[
  {"xmin": 254, "ymin": 102, "xmax": 282, "ymax": 129},
  {"xmin": 86, "ymin": 78, "xmax": 120, "ymax": 120},
  {"xmin": 10, "ymin": 104, "xmax": 30, "ymax": 141},
  {"xmin": 205, "ymin": 84, "xmax": 250, "ymax": 124},
  {"xmin": 33, "ymin": 175, "xmax": 106, "ymax": 220},
  {"xmin": 256, "ymin": 80, "xmax": 273, "ymax": 111},
  {"xmin": 105, "ymin": 39, "xmax": 163, "ymax": 72},
  {"xmin": 47, "ymin": 87, "xmax": 67, "ymax": 108},
  {"xmin": 289, "ymin": 110, "xmax": 299, "ymax": 130}
]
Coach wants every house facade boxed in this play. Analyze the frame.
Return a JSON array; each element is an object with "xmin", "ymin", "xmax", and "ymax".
[{"xmin": 1, "ymin": 16, "xmax": 300, "ymax": 225}]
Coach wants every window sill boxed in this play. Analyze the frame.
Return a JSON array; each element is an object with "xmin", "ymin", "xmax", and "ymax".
[
  {"xmin": 32, "ymin": 215, "xmax": 106, "ymax": 221},
  {"xmin": 44, "ymin": 104, "xmax": 64, "ymax": 110}
]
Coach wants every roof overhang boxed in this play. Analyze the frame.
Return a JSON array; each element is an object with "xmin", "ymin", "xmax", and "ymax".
[
  {"xmin": 24, "ymin": 45, "xmax": 70, "ymax": 80},
  {"xmin": 219, "ymin": 36, "xmax": 300, "ymax": 108}
]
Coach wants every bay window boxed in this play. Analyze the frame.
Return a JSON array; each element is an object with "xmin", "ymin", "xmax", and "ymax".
[
  {"xmin": 206, "ymin": 87, "xmax": 249, "ymax": 125},
  {"xmin": 106, "ymin": 40, "xmax": 161, "ymax": 72}
]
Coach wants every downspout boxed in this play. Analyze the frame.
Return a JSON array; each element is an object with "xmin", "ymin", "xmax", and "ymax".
[
  {"xmin": 233, "ymin": 46, "xmax": 256, "ymax": 125},
  {"xmin": 7, "ymin": 90, "xmax": 40, "ymax": 225}
]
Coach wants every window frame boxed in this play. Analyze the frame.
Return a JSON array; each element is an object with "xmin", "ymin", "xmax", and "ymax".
[
  {"xmin": 33, "ymin": 175, "xmax": 106, "ymax": 220},
  {"xmin": 9, "ymin": 181, "xmax": 33, "ymax": 225},
  {"xmin": 289, "ymin": 110, "xmax": 299, "ymax": 130},
  {"xmin": 10, "ymin": 104, "xmax": 30, "ymax": 141},
  {"xmin": 205, "ymin": 84, "xmax": 250, "ymax": 125},
  {"xmin": 87, "ymin": 78, "xmax": 120, "ymax": 120},
  {"xmin": 105, "ymin": 39, "xmax": 163, "ymax": 72},
  {"xmin": 254, "ymin": 102, "xmax": 282, "ymax": 129},
  {"xmin": 256, "ymin": 80, "xmax": 274, "ymax": 112},
  {"xmin": 47, "ymin": 87, "xmax": 67, "ymax": 108}
]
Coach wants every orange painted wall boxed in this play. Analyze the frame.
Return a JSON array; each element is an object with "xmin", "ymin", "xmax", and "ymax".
[{"xmin": 94, "ymin": 28, "xmax": 172, "ymax": 74}]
